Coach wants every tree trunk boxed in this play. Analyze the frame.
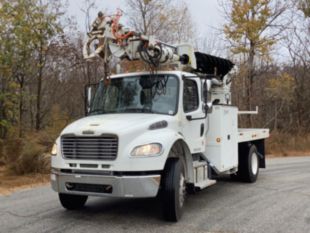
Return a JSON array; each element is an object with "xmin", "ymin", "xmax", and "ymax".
[
  {"xmin": 35, "ymin": 65, "xmax": 42, "ymax": 131},
  {"xmin": 0, "ymin": 76, "xmax": 7, "ymax": 139},
  {"xmin": 274, "ymin": 101, "xmax": 278, "ymax": 130},
  {"xmin": 36, "ymin": 37, "xmax": 44, "ymax": 131},
  {"xmin": 18, "ymin": 76, "xmax": 25, "ymax": 138},
  {"xmin": 246, "ymin": 41, "xmax": 255, "ymax": 127},
  {"xmin": 30, "ymin": 96, "xmax": 34, "ymax": 130}
]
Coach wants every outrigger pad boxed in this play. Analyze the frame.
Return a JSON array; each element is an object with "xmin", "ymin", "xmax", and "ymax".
[{"xmin": 194, "ymin": 52, "xmax": 234, "ymax": 78}]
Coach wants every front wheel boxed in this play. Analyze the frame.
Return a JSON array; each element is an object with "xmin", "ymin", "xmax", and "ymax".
[
  {"xmin": 161, "ymin": 158, "xmax": 186, "ymax": 222},
  {"xmin": 59, "ymin": 193, "xmax": 88, "ymax": 210}
]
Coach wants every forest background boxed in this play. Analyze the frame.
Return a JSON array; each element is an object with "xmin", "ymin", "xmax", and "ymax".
[{"xmin": 0, "ymin": 0, "xmax": 309, "ymax": 178}]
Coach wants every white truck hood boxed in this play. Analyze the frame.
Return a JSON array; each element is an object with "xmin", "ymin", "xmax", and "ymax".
[{"xmin": 61, "ymin": 114, "xmax": 173, "ymax": 136}]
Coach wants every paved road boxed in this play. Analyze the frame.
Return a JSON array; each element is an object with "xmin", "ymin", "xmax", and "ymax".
[{"xmin": 1, "ymin": 156, "xmax": 310, "ymax": 233}]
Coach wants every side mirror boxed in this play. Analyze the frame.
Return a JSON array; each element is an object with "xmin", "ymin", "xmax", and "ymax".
[
  {"xmin": 84, "ymin": 83, "xmax": 98, "ymax": 116},
  {"xmin": 84, "ymin": 85, "xmax": 91, "ymax": 115},
  {"xmin": 206, "ymin": 102, "xmax": 213, "ymax": 113}
]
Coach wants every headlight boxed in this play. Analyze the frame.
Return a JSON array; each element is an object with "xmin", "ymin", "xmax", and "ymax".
[
  {"xmin": 51, "ymin": 143, "xmax": 57, "ymax": 156},
  {"xmin": 131, "ymin": 143, "xmax": 163, "ymax": 157}
]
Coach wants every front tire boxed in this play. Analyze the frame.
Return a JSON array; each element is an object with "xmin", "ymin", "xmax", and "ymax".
[
  {"xmin": 238, "ymin": 145, "xmax": 259, "ymax": 183},
  {"xmin": 59, "ymin": 193, "xmax": 88, "ymax": 210},
  {"xmin": 161, "ymin": 158, "xmax": 186, "ymax": 222}
]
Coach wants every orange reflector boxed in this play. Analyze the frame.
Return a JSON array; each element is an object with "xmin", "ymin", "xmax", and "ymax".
[{"xmin": 152, "ymin": 176, "xmax": 161, "ymax": 185}]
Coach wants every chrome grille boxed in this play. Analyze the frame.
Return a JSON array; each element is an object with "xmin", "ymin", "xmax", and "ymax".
[{"xmin": 61, "ymin": 135, "xmax": 118, "ymax": 160}]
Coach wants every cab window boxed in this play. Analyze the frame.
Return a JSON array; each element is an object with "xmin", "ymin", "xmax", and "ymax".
[{"xmin": 183, "ymin": 79, "xmax": 199, "ymax": 113}]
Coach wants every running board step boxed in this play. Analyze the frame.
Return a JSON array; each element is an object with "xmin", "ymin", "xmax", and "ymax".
[
  {"xmin": 193, "ymin": 160, "xmax": 216, "ymax": 190},
  {"xmin": 195, "ymin": 179, "xmax": 216, "ymax": 189}
]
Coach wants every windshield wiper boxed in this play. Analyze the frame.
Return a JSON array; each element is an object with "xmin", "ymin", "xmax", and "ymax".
[
  {"xmin": 89, "ymin": 109, "xmax": 104, "ymax": 114},
  {"xmin": 89, "ymin": 109, "xmax": 120, "ymax": 114},
  {"xmin": 121, "ymin": 108, "xmax": 153, "ymax": 113},
  {"xmin": 89, "ymin": 108, "xmax": 154, "ymax": 114}
]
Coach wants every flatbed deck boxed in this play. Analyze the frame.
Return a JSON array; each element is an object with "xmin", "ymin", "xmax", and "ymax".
[{"xmin": 238, "ymin": 128, "xmax": 269, "ymax": 143}]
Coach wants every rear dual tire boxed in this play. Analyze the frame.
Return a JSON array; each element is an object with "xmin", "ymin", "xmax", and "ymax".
[{"xmin": 237, "ymin": 145, "xmax": 259, "ymax": 183}]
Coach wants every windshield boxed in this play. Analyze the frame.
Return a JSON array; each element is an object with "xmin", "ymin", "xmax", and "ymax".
[{"xmin": 89, "ymin": 75, "xmax": 179, "ymax": 115}]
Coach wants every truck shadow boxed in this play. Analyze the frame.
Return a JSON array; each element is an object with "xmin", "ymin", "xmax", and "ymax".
[
  {"xmin": 80, "ymin": 196, "xmax": 163, "ymax": 220},
  {"xmin": 62, "ymin": 177, "xmax": 254, "ymax": 222}
]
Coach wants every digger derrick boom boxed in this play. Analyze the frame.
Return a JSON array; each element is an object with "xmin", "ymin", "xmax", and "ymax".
[
  {"xmin": 83, "ymin": 10, "xmax": 197, "ymax": 71},
  {"xmin": 83, "ymin": 9, "xmax": 234, "ymax": 78}
]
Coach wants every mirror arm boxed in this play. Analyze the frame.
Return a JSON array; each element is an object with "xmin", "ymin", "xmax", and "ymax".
[{"xmin": 186, "ymin": 110, "xmax": 208, "ymax": 121}]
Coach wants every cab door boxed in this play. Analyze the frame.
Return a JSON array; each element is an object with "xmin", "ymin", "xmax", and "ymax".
[{"xmin": 181, "ymin": 78, "xmax": 206, "ymax": 153}]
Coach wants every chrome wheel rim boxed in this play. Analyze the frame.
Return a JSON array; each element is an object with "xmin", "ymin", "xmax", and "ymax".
[
  {"xmin": 251, "ymin": 152, "xmax": 259, "ymax": 175},
  {"xmin": 179, "ymin": 172, "xmax": 186, "ymax": 208}
]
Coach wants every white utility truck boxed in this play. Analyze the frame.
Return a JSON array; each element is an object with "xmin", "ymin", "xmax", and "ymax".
[{"xmin": 51, "ymin": 10, "xmax": 269, "ymax": 221}]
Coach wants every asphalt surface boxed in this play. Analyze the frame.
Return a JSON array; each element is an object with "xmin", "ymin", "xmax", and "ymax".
[{"xmin": 1, "ymin": 156, "xmax": 310, "ymax": 233}]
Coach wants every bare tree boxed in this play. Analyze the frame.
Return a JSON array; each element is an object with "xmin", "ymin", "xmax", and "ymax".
[
  {"xmin": 194, "ymin": 30, "xmax": 227, "ymax": 56},
  {"xmin": 125, "ymin": 0, "xmax": 195, "ymax": 43},
  {"xmin": 281, "ymin": 1, "xmax": 310, "ymax": 132}
]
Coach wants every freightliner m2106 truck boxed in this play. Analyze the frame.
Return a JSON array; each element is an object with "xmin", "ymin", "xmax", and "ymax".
[{"xmin": 50, "ymin": 10, "xmax": 269, "ymax": 221}]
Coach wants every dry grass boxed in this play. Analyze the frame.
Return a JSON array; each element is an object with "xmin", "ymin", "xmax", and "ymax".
[
  {"xmin": 266, "ymin": 132, "xmax": 310, "ymax": 157},
  {"xmin": 0, "ymin": 166, "xmax": 49, "ymax": 195},
  {"xmin": 0, "ymin": 139, "xmax": 4, "ymax": 166},
  {"xmin": 2, "ymin": 136, "xmax": 51, "ymax": 175},
  {"xmin": 0, "ymin": 135, "xmax": 51, "ymax": 195},
  {"xmin": 267, "ymin": 151, "xmax": 310, "ymax": 158}
]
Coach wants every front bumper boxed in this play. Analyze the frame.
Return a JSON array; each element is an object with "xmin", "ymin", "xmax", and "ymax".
[{"xmin": 51, "ymin": 169, "xmax": 161, "ymax": 198}]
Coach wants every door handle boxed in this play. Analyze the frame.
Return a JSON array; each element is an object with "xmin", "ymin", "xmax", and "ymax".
[{"xmin": 200, "ymin": 123, "xmax": 205, "ymax": 137}]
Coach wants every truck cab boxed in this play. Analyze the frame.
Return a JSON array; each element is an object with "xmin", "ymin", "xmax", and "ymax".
[{"xmin": 51, "ymin": 70, "xmax": 269, "ymax": 221}]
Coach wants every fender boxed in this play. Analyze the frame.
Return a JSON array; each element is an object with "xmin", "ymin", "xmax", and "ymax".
[
  {"xmin": 167, "ymin": 139, "xmax": 194, "ymax": 184},
  {"xmin": 123, "ymin": 129, "xmax": 194, "ymax": 182}
]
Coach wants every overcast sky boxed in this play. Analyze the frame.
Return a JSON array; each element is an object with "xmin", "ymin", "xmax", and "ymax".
[{"xmin": 66, "ymin": 0, "xmax": 224, "ymax": 35}]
